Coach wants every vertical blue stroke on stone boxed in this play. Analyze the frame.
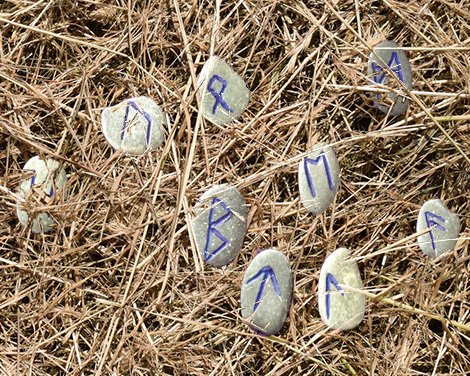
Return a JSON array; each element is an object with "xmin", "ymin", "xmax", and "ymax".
[
  {"xmin": 204, "ymin": 198, "xmax": 233, "ymax": 262},
  {"xmin": 122, "ymin": 100, "xmax": 153, "ymax": 145},
  {"xmin": 425, "ymin": 211, "xmax": 446, "ymax": 250},
  {"xmin": 326, "ymin": 272, "xmax": 344, "ymax": 320},
  {"xmin": 207, "ymin": 75, "xmax": 233, "ymax": 115},
  {"xmin": 371, "ymin": 52, "xmax": 404, "ymax": 99},
  {"xmin": 30, "ymin": 171, "xmax": 36, "ymax": 188},
  {"xmin": 304, "ymin": 152, "xmax": 334, "ymax": 198},
  {"xmin": 246, "ymin": 265, "xmax": 281, "ymax": 312}
]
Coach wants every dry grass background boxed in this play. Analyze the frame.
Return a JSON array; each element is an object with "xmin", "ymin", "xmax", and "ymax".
[{"xmin": 0, "ymin": 0, "xmax": 470, "ymax": 374}]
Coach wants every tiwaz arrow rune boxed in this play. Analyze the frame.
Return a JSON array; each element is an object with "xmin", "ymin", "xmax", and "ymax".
[{"xmin": 246, "ymin": 265, "xmax": 281, "ymax": 312}]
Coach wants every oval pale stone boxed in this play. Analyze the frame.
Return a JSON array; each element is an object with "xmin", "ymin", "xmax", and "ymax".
[
  {"xmin": 16, "ymin": 156, "xmax": 67, "ymax": 233},
  {"xmin": 101, "ymin": 96, "xmax": 167, "ymax": 155},
  {"xmin": 241, "ymin": 249, "xmax": 293, "ymax": 336},
  {"xmin": 197, "ymin": 56, "xmax": 250, "ymax": 125},
  {"xmin": 416, "ymin": 199, "xmax": 460, "ymax": 259},
  {"xmin": 367, "ymin": 40, "xmax": 412, "ymax": 116},
  {"xmin": 318, "ymin": 248, "xmax": 365, "ymax": 330},
  {"xmin": 192, "ymin": 185, "xmax": 247, "ymax": 267},
  {"xmin": 298, "ymin": 142, "xmax": 340, "ymax": 214}
]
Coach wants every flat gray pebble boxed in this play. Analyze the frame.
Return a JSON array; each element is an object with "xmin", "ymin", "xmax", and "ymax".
[
  {"xmin": 241, "ymin": 249, "xmax": 293, "ymax": 336},
  {"xmin": 417, "ymin": 199, "xmax": 460, "ymax": 258},
  {"xmin": 318, "ymin": 248, "xmax": 365, "ymax": 330},
  {"xmin": 298, "ymin": 142, "xmax": 340, "ymax": 215},
  {"xmin": 192, "ymin": 185, "xmax": 247, "ymax": 267},
  {"xmin": 367, "ymin": 40, "xmax": 412, "ymax": 116}
]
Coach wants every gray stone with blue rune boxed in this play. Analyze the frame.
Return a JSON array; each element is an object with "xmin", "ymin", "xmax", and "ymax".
[
  {"xmin": 197, "ymin": 56, "xmax": 250, "ymax": 125},
  {"xmin": 241, "ymin": 249, "xmax": 293, "ymax": 336},
  {"xmin": 318, "ymin": 248, "xmax": 365, "ymax": 330},
  {"xmin": 417, "ymin": 199, "xmax": 460, "ymax": 259},
  {"xmin": 367, "ymin": 40, "xmax": 412, "ymax": 116},
  {"xmin": 101, "ymin": 96, "xmax": 167, "ymax": 155},
  {"xmin": 298, "ymin": 142, "xmax": 340, "ymax": 215},
  {"xmin": 192, "ymin": 185, "xmax": 247, "ymax": 267},
  {"xmin": 16, "ymin": 156, "xmax": 67, "ymax": 233}
]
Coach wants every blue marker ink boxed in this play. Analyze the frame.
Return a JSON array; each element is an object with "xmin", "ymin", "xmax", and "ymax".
[
  {"xmin": 207, "ymin": 75, "xmax": 233, "ymax": 115},
  {"xmin": 204, "ymin": 198, "xmax": 233, "ymax": 262},
  {"xmin": 326, "ymin": 273, "xmax": 344, "ymax": 320},
  {"xmin": 425, "ymin": 211, "xmax": 446, "ymax": 250},
  {"xmin": 246, "ymin": 265, "xmax": 281, "ymax": 312},
  {"xmin": 122, "ymin": 100, "xmax": 153, "ymax": 145},
  {"xmin": 30, "ymin": 171, "xmax": 36, "ymax": 188},
  {"xmin": 304, "ymin": 152, "xmax": 334, "ymax": 198},
  {"xmin": 371, "ymin": 52, "xmax": 404, "ymax": 99}
]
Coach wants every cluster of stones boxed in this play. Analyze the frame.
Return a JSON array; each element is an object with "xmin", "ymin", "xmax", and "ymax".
[{"xmin": 16, "ymin": 41, "xmax": 462, "ymax": 335}]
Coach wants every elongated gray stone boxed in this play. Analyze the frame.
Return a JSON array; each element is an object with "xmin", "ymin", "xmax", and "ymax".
[
  {"xmin": 318, "ymin": 248, "xmax": 365, "ymax": 330},
  {"xmin": 16, "ymin": 156, "xmax": 67, "ymax": 233},
  {"xmin": 241, "ymin": 249, "xmax": 293, "ymax": 336},
  {"xmin": 298, "ymin": 142, "xmax": 340, "ymax": 214},
  {"xmin": 367, "ymin": 40, "xmax": 412, "ymax": 116},
  {"xmin": 192, "ymin": 185, "xmax": 247, "ymax": 266},
  {"xmin": 197, "ymin": 56, "xmax": 250, "ymax": 125},
  {"xmin": 101, "ymin": 96, "xmax": 166, "ymax": 155},
  {"xmin": 417, "ymin": 199, "xmax": 460, "ymax": 259}
]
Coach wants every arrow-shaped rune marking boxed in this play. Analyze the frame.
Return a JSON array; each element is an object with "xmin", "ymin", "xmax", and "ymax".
[
  {"xmin": 425, "ymin": 211, "xmax": 446, "ymax": 251},
  {"xmin": 304, "ymin": 152, "xmax": 334, "ymax": 198},
  {"xmin": 246, "ymin": 265, "xmax": 281, "ymax": 312},
  {"xmin": 204, "ymin": 198, "xmax": 233, "ymax": 262},
  {"xmin": 326, "ymin": 273, "xmax": 344, "ymax": 320},
  {"xmin": 122, "ymin": 100, "xmax": 153, "ymax": 145}
]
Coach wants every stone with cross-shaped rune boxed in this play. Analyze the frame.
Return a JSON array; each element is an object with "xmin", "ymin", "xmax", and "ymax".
[
  {"xmin": 16, "ymin": 156, "xmax": 67, "ymax": 233},
  {"xmin": 318, "ymin": 248, "xmax": 365, "ymax": 330},
  {"xmin": 192, "ymin": 185, "xmax": 247, "ymax": 266},
  {"xmin": 298, "ymin": 142, "xmax": 341, "ymax": 215},
  {"xmin": 367, "ymin": 40, "xmax": 412, "ymax": 116},
  {"xmin": 197, "ymin": 56, "xmax": 250, "ymax": 125},
  {"xmin": 416, "ymin": 199, "xmax": 460, "ymax": 259},
  {"xmin": 101, "ymin": 96, "xmax": 167, "ymax": 155}
]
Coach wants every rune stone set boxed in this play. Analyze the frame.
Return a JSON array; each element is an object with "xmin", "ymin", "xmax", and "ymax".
[{"xmin": 16, "ymin": 41, "xmax": 461, "ymax": 335}]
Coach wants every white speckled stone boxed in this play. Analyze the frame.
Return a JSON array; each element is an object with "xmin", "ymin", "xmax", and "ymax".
[
  {"xmin": 318, "ymin": 248, "xmax": 365, "ymax": 330},
  {"xmin": 197, "ymin": 56, "xmax": 250, "ymax": 125},
  {"xmin": 192, "ymin": 185, "xmax": 247, "ymax": 267},
  {"xmin": 417, "ymin": 199, "xmax": 460, "ymax": 259},
  {"xmin": 241, "ymin": 249, "xmax": 293, "ymax": 336},
  {"xmin": 298, "ymin": 142, "xmax": 340, "ymax": 215},
  {"xmin": 16, "ymin": 156, "xmax": 67, "ymax": 233},
  {"xmin": 101, "ymin": 96, "xmax": 166, "ymax": 155},
  {"xmin": 367, "ymin": 40, "xmax": 412, "ymax": 116}
]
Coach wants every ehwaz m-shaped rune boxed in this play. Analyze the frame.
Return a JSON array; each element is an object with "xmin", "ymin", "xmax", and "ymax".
[
  {"xmin": 425, "ymin": 211, "xmax": 446, "ymax": 250},
  {"xmin": 207, "ymin": 75, "xmax": 233, "ymax": 115},
  {"xmin": 204, "ymin": 198, "xmax": 233, "ymax": 262},
  {"xmin": 371, "ymin": 52, "xmax": 404, "ymax": 99},
  {"xmin": 122, "ymin": 100, "xmax": 153, "ymax": 145},
  {"xmin": 326, "ymin": 273, "xmax": 344, "ymax": 320},
  {"xmin": 304, "ymin": 152, "xmax": 334, "ymax": 198},
  {"xmin": 246, "ymin": 265, "xmax": 281, "ymax": 312}
]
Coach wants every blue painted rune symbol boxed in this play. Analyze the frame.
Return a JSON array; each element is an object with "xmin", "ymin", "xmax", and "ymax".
[
  {"xmin": 371, "ymin": 52, "xmax": 404, "ymax": 99},
  {"xmin": 122, "ymin": 100, "xmax": 153, "ymax": 145},
  {"xmin": 304, "ymin": 152, "xmax": 334, "ymax": 198},
  {"xmin": 204, "ymin": 198, "xmax": 233, "ymax": 262},
  {"xmin": 246, "ymin": 265, "xmax": 281, "ymax": 312},
  {"xmin": 207, "ymin": 75, "xmax": 233, "ymax": 115},
  {"xmin": 326, "ymin": 273, "xmax": 344, "ymax": 320},
  {"xmin": 425, "ymin": 211, "xmax": 446, "ymax": 250},
  {"xmin": 30, "ymin": 171, "xmax": 55, "ymax": 196}
]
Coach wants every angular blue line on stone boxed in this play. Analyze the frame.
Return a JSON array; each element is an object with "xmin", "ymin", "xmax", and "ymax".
[
  {"xmin": 371, "ymin": 52, "xmax": 404, "ymax": 99},
  {"xmin": 304, "ymin": 152, "xmax": 334, "ymax": 198},
  {"xmin": 425, "ymin": 211, "xmax": 446, "ymax": 250},
  {"xmin": 207, "ymin": 75, "xmax": 233, "ymax": 115},
  {"xmin": 122, "ymin": 100, "xmax": 153, "ymax": 145},
  {"xmin": 204, "ymin": 197, "xmax": 233, "ymax": 262},
  {"xmin": 326, "ymin": 272, "xmax": 344, "ymax": 320},
  {"xmin": 246, "ymin": 265, "xmax": 281, "ymax": 312}
]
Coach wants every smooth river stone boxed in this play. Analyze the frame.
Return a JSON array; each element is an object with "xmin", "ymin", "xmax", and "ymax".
[
  {"xmin": 16, "ymin": 156, "xmax": 67, "ymax": 233},
  {"xmin": 367, "ymin": 40, "xmax": 412, "ymax": 116},
  {"xmin": 192, "ymin": 185, "xmax": 247, "ymax": 267},
  {"xmin": 298, "ymin": 142, "xmax": 340, "ymax": 215},
  {"xmin": 241, "ymin": 249, "xmax": 293, "ymax": 336},
  {"xmin": 318, "ymin": 248, "xmax": 365, "ymax": 330},
  {"xmin": 416, "ymin": 199, "xmax": 460, "ymax": 259},
  {"xmin": 101, "ymin": 96, "xmax": 166, "ymax": 155},
  {"xmin": 197, "ymin": 56, "xmax": 250, "ymax": 125}
]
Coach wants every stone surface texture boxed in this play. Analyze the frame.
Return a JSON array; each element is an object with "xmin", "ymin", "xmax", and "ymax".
[
  {"xmin": 197, "ymin": 56, "xmax": 250, "ymax": 125},
  {"xmin": 101, "ymin": 96, "xmax": 166, "ymax": 155},
  {"xmin": 241, "ymin": 248, "xmax": 293, "ymax": 336},
  {"xmin": 367, "ymin": 40, "xmax": 412, "ymax": 116},
  {"xmin": 298, "ymin": 142, "xmax": 340, "ymax": 215},
  {"xmin": 417, "ymin": 199, "xmax": 460, "ymax": 258},
  {"xmin": 318, "ymin": 248, "xmax": 365, "ymax": 330}
]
